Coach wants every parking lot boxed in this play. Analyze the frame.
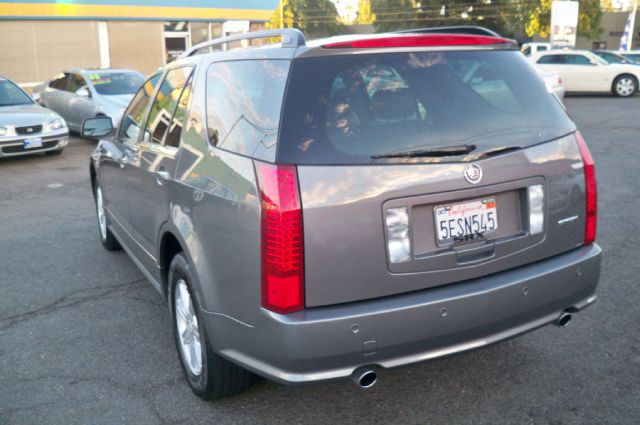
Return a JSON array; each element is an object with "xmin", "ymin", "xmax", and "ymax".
[{"xmin": 0, "ymin": 95, "xmax": 639, "ymax": 424}]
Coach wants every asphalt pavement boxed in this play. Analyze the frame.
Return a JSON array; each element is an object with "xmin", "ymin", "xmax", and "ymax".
[{"xmin": 1, "ymin": 95, "xmax": 639, "ymax": 425}]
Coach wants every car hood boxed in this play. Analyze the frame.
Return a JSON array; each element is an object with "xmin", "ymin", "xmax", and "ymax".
[
  {"xmin": 95, "ymin": 94, "xmax": 134, "ymax": 110},
  {"xmin": 0, "ymin": 103, "xmax": 61, "ymax": 127},
  {"xmin": 94, "ymin": 94, "xmax": 134, "ymax": 123}
]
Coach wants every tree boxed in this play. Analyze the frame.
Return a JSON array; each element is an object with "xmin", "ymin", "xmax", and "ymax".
[
  {"xmin": 356, "ymin": 0, "xmax": 377, "ymax": 25},
  {"xmin": 370, "ymin": 0, "xmax": 512, "ymax": 35},
  {"xmin": 511, "ymin": 0, "xmax": 602, "ymax": 39},
  {"xmin": 266, "ymin": 0, "xmax": 346, "ymax": 36}
]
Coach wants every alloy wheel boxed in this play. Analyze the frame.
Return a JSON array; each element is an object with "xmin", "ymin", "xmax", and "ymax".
[
  {"xmin": 616, "ymin": 78, "xmax": 635, "ymax": 96},
  {"xmin": 96, "ymin": 186, "xmax": 107, "ymax": 241},
  {"xmin": 175, "ymin": 279, "xmax": 203, "ymax": 376}
]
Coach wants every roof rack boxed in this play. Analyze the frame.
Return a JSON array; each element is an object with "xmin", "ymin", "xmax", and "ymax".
[
  {"xmin": 396, "ymin": 26, "xmax": 501, "ymax": 38},
  {"xmin": 180, "ymin": 28, "xmax": 306, "ymax": 58}
]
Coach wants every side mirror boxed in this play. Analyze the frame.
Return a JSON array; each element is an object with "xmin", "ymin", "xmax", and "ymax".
[
  {"xmin": 82, "ymin": 116, "xmax": 113, "ymax": 138},
  {"xmin": 76, "ymin": 87, "xmax": 91, "ymax": 98}
]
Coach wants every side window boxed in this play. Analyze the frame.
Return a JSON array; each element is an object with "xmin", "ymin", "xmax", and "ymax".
[
  {"xmin": 537, "ymin": 55, "xmax": 563, "ymax": 64},
  {"xmin": 206, "ymin": 60, "xmax": 290, "ymax": 156},
  {"xmin": 144, "ymin": 67, "xmax": 193, "ymax": 145},
  {"xmin": 49, "ymin": 73, "xmax": 68, "ymax": 90},
  {"xmin": 165, "ymin": 76, "xmax": 193, "ymax": 148},
  {"xmin": 568, "ymin": 55, "xmax": 592, "ymax": 65},
  {"xmin": 67, "ymin": 73, "xmax": 87, "ymax": 93},
  {"xmin": 119, "ymin": 73, "xmax": 162, "ymax": 145}
]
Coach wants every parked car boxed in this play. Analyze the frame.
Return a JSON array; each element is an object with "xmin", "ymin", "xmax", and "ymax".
[
  {"xmin": 33, "ymin": 68, "xmax": 145, "ymax": 132},
  {"xmin": 521, "ymin": 42, "xmax": 552, "ymax": 56},
  {"xmin": 0, "ymin": 75, "xmax": 68, "ymax": 157},
  {"xmin": 591, "ymin": 50, "xmax": 638, "ymax": 65},
  {"xmin": 540, "ymin": 71, "xmax": 566, "ymax": 100},
  {"xmin": 530, "ymin": 50, "xmax": 640, "ymax": 96},
  {"xmin": 619, "ymin": 50, "xmax": 640, "ymax": 63},
  {"xmin": 86, "ymin": 29, "xmax": 601, "ymax": 400}
]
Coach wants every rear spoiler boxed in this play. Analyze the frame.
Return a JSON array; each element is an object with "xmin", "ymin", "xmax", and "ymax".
[{"xmin": 395, "ymin": 25, "xmax": 502, "ymax": 38}]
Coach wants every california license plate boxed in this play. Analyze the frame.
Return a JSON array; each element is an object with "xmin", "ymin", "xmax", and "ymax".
[
  {"xmin": 24, "ymin": 137, "xmax": 43, "ymax": 149},
  {"xmin": 435, "ymin": 198, "xmax": 498, "ymax": 243}
]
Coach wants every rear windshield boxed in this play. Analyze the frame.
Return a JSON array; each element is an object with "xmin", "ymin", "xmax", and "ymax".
[
  {"xmin": 88, "ymin": 72, "xmax": 144, "ymax": 95},
  {"xmin": 278, "ymin": 50, "xmax": 575, "ymax": 165}
]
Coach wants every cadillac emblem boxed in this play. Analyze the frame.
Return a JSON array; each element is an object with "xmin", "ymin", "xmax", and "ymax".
[{"xmin": 464, "ymin": 164, "xmax": 482, "ymax": 184}]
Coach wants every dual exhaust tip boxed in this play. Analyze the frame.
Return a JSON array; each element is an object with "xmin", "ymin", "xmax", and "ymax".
[{"xmin": 350, "ymin": 311, "xmax": 573, "ymax": 389}]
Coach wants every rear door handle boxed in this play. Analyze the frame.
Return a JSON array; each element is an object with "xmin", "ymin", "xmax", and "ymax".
[{"xmin": 155, "ymin": 169, "xmax": 171, "ymax": 185}]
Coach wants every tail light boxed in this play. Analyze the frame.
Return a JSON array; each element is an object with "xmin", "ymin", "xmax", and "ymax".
[
  {"xmin": 575, "ymin": 132, "xmax": 597, "ymax": 244},
  {"xmin": 254, "ymin": 161, "xmax": 304, "ymax": 314}
]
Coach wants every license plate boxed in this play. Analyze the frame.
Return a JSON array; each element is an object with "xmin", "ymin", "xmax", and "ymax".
[
  {"xmin": 24, "ymin": 137, "xmax": 43, "ymax": 149},
  {"xmin": 435, "ymin": 198, "xmax": 498, "ymax": 243}
]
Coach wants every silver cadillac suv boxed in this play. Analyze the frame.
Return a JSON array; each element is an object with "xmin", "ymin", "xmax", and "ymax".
[{"xmin": 85, "ymin": 29, "xmax": 601, "ymax": 400}]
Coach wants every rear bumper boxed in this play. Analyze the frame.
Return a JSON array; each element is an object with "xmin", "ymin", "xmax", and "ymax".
[{"xmin": 204, "ymin": 244, "xmax": 601, "ymax": 385}]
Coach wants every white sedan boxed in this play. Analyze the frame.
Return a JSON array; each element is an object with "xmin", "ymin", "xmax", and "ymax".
[
  {"xmin": 530, "ymin": 50, "xmax": 640, "ymax": 97},
  {"xmin": 540, "ymin": 71, "xmax": 565, "ymax": 100}
]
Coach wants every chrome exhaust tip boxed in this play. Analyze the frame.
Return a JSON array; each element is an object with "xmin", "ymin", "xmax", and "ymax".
[
  {"xmin": 352, "ymin": 367, "xmax": 377, "ymax": 389},
  {"xmin": 555, "ymin": 312, "xmax": 572, "ymax": 327}
]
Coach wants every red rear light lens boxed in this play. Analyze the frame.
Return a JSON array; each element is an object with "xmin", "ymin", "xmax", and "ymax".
[
  {"xmin": 575, "ymin": 132, "xmax": 597, "ymax": 244},
  {"xmin": 323, "ymin": 34, "xmax": 514, "ymax": 49},
  {"xmin": 254, "ymin": 161, "xmax": 304, "ymax": 314}
]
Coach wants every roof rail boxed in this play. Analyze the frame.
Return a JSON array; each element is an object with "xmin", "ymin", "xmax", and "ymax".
[
  {"xmin": 396, "ymin": 26, "xmax": 502, "ymax": 38},
  {"xmin": 180, "ymin": 28, "xmax": 306, "ymax": 58}
]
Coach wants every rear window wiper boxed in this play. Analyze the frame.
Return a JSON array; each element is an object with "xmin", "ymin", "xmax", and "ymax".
[
  {"xmin": 371, "ymin": 144, "xmax": 476, "ymax": 159},
  {"xmin": 478, "ymin": 146, "xmax": 522, "ymax": 159}
]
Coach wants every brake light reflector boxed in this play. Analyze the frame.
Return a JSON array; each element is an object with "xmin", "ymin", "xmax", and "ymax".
[
  {"xmin": 575, "ymin": 132, "xmax": 597, "ymax": 244},
  {"xmin": 527, "ymin": 184, "xmax": 545, "ymax": 235},
  {"xmin": 323, "ymin": 34, "xmax": 514, "ymax": 49},
  {"xmin": 255, "ymin": 161, "xmax": 304, "ymax": 314},
  {"xmin": 385, "ymin": 207, "xmax": 411, "ymax": 263}
]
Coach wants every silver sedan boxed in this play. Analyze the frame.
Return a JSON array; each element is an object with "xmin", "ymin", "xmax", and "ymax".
[
  {"xmin": 33, "ymin": 69, "xmax": 144, "ymax": 132},
  {"xmin": 0, "ymin": 76, "xmax": 68, "ymax": 157}
]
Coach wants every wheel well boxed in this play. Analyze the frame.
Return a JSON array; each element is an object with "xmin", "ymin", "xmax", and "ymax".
[
  {"xmin": 160, "ymin": 232, "xmax": 184, "ymax": 299},
  {"xmin": 612, "ymin": 73, "xmax": 638, "ymax": 92}
]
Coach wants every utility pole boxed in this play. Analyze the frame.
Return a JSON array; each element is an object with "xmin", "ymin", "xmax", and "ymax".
[
  {"xmin": 280, "ymin": 0, "xmax": 285, "ymax": 29},
  {"xmin": 629, "ymin": 0, "xmax": 639, "ymax": 51}
]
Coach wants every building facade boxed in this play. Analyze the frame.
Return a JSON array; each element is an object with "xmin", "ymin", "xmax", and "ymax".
[
  {"xmin": 576, "ymin": 11, "xmax": 640, "ymax": 50},
  {"xmin": 0, "ymin": 0, "xmax": 278, "ymax": 87}
]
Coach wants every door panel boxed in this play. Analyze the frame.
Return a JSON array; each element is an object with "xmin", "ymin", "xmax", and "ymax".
[
  {"xmin": 106, "ymin": 72, "xmax": 162, "ymax": 255},
  {"xmin": 126, "ymin": 66, "xmax": 194, "ymax": 271},
  {"xmin": 66, "ymin": 73, "xmax": 95, "ymax": 130}
]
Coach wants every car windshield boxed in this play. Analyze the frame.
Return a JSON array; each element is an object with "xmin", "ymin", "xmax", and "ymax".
[
  {"xmin": 583, "ymin": 52, "xmax": 609, "ymax": 65},
  {"xmin": 278, "ymin": 50, "xmax": 575, "ymax": 165},
  {"xmin": 0, "ymin": 80, "xmax": 33, "ymax": 106},
  {"xmin": 87, "ymin": 72, "xmax": 145, "ymax": 95},
  {"xmin": 597, "ymin": 52, "xmax": 625, "ymax": 63}
]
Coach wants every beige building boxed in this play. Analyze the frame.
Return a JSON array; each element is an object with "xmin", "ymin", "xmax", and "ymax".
[
  {"xmin": 0, "ymin": 1, "xmax": 276, "ymax": 88},
  {"xmin": 576, "ymin": 11, "xmax": 640, "ymax": 50}
]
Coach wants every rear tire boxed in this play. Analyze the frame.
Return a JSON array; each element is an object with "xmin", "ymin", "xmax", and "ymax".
[
  {"xmin": 169, "ymin": 253, "xmax": 255, "ymax": 400},
  {"xmin": 613, "ymin": 75, "xmax": 637, "ymax": 97},
  {"xmin": 94, "ymin": 181, "xmax": 121, "ymax": 251}
]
